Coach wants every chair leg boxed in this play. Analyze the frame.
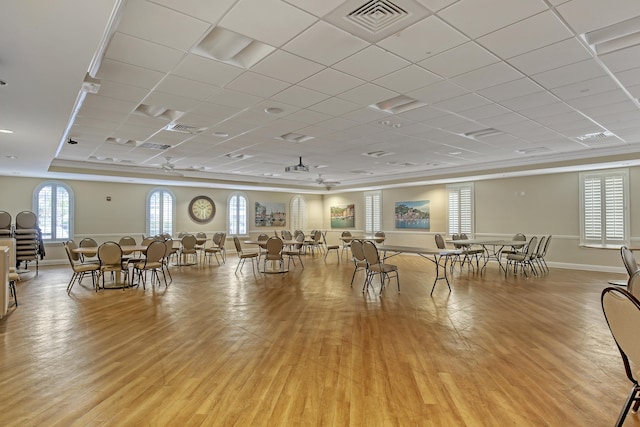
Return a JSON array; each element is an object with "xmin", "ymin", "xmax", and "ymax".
[{"xmin": 615, "ymin": 385, "xmax": 640, "ymax": 427}]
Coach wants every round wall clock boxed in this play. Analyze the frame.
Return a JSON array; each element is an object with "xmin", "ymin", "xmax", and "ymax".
[{"xmin": 188, "ymin": 196, "xmax": 215, "ymax": 224}]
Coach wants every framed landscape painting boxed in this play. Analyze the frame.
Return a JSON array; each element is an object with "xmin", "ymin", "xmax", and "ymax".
[
  {"xmin": 395, "ymin": 200, "xmax": 430, "ymax": 229},
  {"xmin": 255, "ymin": 202, "xmax": 286, "ymax": 227},
  {"xmin": 331, "ymin": 204, "xmax": 355, "ymax": 228}
]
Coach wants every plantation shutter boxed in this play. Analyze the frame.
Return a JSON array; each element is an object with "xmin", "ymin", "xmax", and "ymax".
[
  {"xmin": 447, "ymin": 184, "xmax": 473, "ymax": 236},
  {"xmin": 364, "ymin": 191, "xmax": 381, "ymax": 233},
  {"xmin": 581, "ymin": 170, "xmax": 628, "ymax": 246}
]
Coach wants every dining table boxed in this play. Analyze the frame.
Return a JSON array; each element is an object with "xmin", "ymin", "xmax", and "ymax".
[
  {"xmin": 450, "ymin": 239, "xmax": 525, "ymax": 272},
  {"xmin": 376, "ymin": 244, "xmax": 461, "ymax": 295},
  {"xmin": 72, "ymin": 244, "xmax": 149, "ymax": 288}
]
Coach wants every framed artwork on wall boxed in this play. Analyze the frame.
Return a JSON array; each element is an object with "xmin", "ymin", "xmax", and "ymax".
[
  {"xmin": 331, "ymin": 204, "xmax": 355, "ymax": 228},
  {"xmin": 395, "ymin": 200, "xmax": 430, "ymax": 229},
  {"xmin": 255, "ymin": 202, "xmax": 286, "ymax": 227}
]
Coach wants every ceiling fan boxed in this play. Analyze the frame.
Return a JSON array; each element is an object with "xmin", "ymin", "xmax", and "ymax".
[
  {"xmin": 315, "ymin": 174, "xmax": 340, "ymax": 189},
  {"xmin": 157, "ymin": 156, "xmax": 185, "ymax": 176}
]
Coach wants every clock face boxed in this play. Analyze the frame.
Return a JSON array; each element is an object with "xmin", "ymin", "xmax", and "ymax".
[{"xmin": 189, "ymin": 196, "xmax": 215, "ymax": 224}]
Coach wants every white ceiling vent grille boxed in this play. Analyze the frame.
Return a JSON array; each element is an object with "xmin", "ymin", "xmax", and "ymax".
[
  {"xmin": 576, "ymin": 131, "xmax": 614, "ymax": 141},
  {"xmin": 463, "ymin": 128, "xmax": 503, "ymax": 139},
  {"xmin": 105, "ymin": 137, "xmax": 142, "ymax": 147},
  {"xmin": 515, "ymin": 147, "xmax": 551, "ymax": 155},
  {"xmin": 276, "ymin": 133, "xmax": 315, "ymax": 143},
  {"xmin": 165, "ymin": 124, "xmax": 207, "ymax": 135},
  {"xmin": 139, "ymin": 142, "xmax": 172, "ymax": 150},
  {"xmin": 363, "ymin": 150, "xmax": 394, "ymax": 158},
  {"xmin": 370, "ymin": 95, "xmax": 426, "ymax": 114},
  {"xmin": 192, "ymin": 27, "xmax": 275, "ymax": 68},
  {"xmin": 325, "ymin": 0, "xmax": 431, "ymax": 43}
]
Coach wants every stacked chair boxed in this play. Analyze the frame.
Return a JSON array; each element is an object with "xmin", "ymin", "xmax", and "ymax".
[{"xmin": 14, "ymin": 211, "xmax": 43, "ymax": 274}]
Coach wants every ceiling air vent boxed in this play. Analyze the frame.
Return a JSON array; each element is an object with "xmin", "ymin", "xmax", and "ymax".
[
  {"xmin": 363, "ymin": 150, "xmax": 395, "ymax": 157},
  {"xmin": 165, "ymin": 123, "xmax": 207, "ymax": 134},
  {"xmin": 276, "ymin": 133, "xmax": 315, "ymax": 143},
  {"xmin": 463, "ymin": 128, "xmax": 503, "ymax": 139},
  {"xmin": 515, "ymin": 147, "xmax": 551, "ymax": 155},
  {"xmin": 370, "ymin": 95, "xmax": 426, "ymax": 114},
  {"xmin": 134, "ymin": 104, "xmax": 184, "ymax": 121},
  {"xmin": 139, "ymin": 142, "xmax": 172, "ymax": 150},
  {"xmin": 105, "ymin": 137, "xmax": 142, "ymax": 147},
  {"xmin": 576, "ymin": 131, "xmax": 614, "ymax": 141},
  {"xmin": 325, "ymin": 0, "xmax": 431, "ymax": 43},
  {"xmin": 350, "ymin": 170, "xmax": 374, "ymax": 175}
]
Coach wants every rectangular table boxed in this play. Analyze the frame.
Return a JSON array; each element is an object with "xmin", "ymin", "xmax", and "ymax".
[
  {"xmin": 376, "ymin": 245, "xmax": 461, "ymax": 295},
  {"xmin": 450, "ymin": 239, "xmax": 524, "ymax": 272}
]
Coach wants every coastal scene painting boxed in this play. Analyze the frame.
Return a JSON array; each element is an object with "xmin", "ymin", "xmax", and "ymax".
[
  {"xmin": 395, "ymin": 200, "xmax": 430, "ymax": 229},
  {"xmin": 330, "ymin": 204, "xmax": 355, "ymax": 228},
  {"xmin": 255, "ymin": 202, "xmax": 286, "ymax": 227}
]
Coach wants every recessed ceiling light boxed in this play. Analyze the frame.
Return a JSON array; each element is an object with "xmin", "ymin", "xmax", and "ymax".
[
  {"xmin": 214, "ymin": 132, "xmax": 229, "ymax": 138},
  {"xmin": 262, "ymin": 173, "xmax": 280, "ymax": 177},
  {"xmin": 5, "ymin": 155, "xmax": 17, "ymax": 159},
  {"xmin": 0, "ymin": 129, "xmax": 14, "ymax": 134},
  {"xmin": 449, "ymin": 151, "xmax": 462, "ymax": 155},
  {"xmin": 265, "ymin": 107, "xmax": 284, "ymax": 115},
  {"xmin": 314, "ymin": 165, "xmax": 328, "ymax": 169}
]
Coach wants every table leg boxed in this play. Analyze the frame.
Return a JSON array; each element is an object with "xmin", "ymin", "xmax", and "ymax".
[{"xmin": 430, "ymin": 254, "xmax": 452, "ymax": 295}]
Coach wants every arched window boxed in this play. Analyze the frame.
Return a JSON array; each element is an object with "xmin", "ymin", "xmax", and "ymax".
[
  {"xmin": 33, "ymin": 181, "xmax": 73, "ymax": 242},
  {"xmin": 290, "ymin": 195, "xmax": 306, "ymax": 231},
  {"xmin": 228, "ymin": 192, "xmax": 248, "ymax": 235},
  {"xmin": 147, "ymin": 188, "xmax": 175, "ymax": 236}
]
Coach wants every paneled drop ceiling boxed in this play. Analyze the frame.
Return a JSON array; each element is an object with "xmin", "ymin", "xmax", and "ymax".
[{"xmin": 3, "ymin": 0, "xmax": 640, "ymax": 192}]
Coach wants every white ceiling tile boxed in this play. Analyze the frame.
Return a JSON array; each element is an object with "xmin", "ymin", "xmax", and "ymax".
[
  {"xmin": 298, "ymin": 68, "xmax": 365, "ymax": 96},
  {"xmin": 478, "ymin": 11, "xmax": 573, "ymax": 59},
  {"xmin": 478, "ymin": 78, "xmax": 544, "ymax": 102},
  {"xmin": 338, "ymin": 83, "xmax": 398, "ymax": 105},
  {"xmin": 615, "ymin": 67, "xmax": 640, "ymax": 88},
  {"xmin": 154, "ymin": 75, "xmax": 221, "ymax": 101},
  {"xmin": 416, "ymin": 0, "xmax": 459, "ymax": 12},
  {"xmin": 205, "ymin": 89, "xmax": 262, "ymax": 109},
  {"xmin": 507, "ymin": 38, "xmax": 592, "ymax": 75},
  {"xmin": 173, "ymin": 54, "xmax": 244, "ymax": 87},
  {"xmin": 600, "ymin": 44, "xmax": 640, "ymax": 73},
  {"xmin": 531, "ymin": 59, "xmax": 607, "ymax": 89},
  {"xmin": 582, "ymin": 100, "xmax": 638, "ymax": 119},
  {"xmin": 118, "ymin": 0, "xmax": 210, "ymax": 51},
  {"xmin": 451, "ymin": 62, "xmax": 523, "ymax": 91},
  {"xmin": 141, "ymin": 91, "xmax": 202, "ymax": 112},
  {"xmin": 438, "ymin": 0, "xmax": 548, "ymax": 38},
  {"xmin": 517, "ymin": 102, "xmax": 574, "ymax": 119},
  {"xmin": 408, "ymin": 81, "xmax": 469, "ymax": 103},
  {"xmin": 282, "ymin": 0, "xmax": 345, "ymax": 17},
  {"xmin": 333, "ymin": 46, "xmax": 411, "ymax": 81},
  {"xmin": 342, "ymin": 108, "xmax": 392, "ymax": 123},
  {"xmin": 317, "ymin": 117, "xmax": 359, "ymax": 131},
  {"xmin": 462, "ymin": 103, "xmax": 513, "ymax": 120},
  {"xmin": 224, "ymin": 72, "xmax": 290, "ymax": 98},
  {"xmin": 285, "ymin": 109, "xmax": 333, "ymax": 124},
  {"xmin": 565, "ymin": 89, "xmax": 630, "ymax": 110},
  {"xmin": 105, "ymin": 32, "xmax": 185, "ymax": 73},
  {"xmin": 551, "ymin": 75, "xmax": 620, "ymax": 100},
  {"xmin": 219, "ymin": 0, "xmax": 317, "ymax": 47},
  {"xmin": 307, "ymin": 97, "xmax": 361, "ymax": 115},
  {"xmin": 94, "ymin": 80, "xmax": 150, "ymax": 103},
  {"xmin": 283, "ymin": 21, "xmax": 369, "ymax": 66},
  {"xmin": 557, "ymin": 0, "xmax": 640, "ymax": 34},
  {"xmin": 377, "ymin": 16, "xmax": 468, "ymax": 63},
  {"xmin": 271, "ymin": 85, "xmax": 330, "ymax": 108},
  {"xmin": 97, "ymin": 59, "xmax": 166, "ymax": 89},
  {"xmin": 418, "ymin": 42, "xmax": 499, "ymax": 78},
  {"xmin": 373, "ymin": 65, "xmax": 442, "ymax": 93},
  {"xmin": 396, "ymin": 105, "xmax": 448, "ymax": 122},
  {"xmin": 152, "ymin": 0, "xmax": 238, "ymax": 25},
  {"xmin": 500, "ymin": 91, "xmax": 560, "ymax": 111},
  {"xmin": 433, "ymin": 93, "xmax": 492, "ymax": 113},
  {"xmin": 251, "ymin": 50, "xmax": 325, "ymax": 84}
]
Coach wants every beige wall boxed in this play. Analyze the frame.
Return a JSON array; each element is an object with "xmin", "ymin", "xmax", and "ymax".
[{"xmin": 1, "ymin": 165, "xmax": 638, "ymax": 272}]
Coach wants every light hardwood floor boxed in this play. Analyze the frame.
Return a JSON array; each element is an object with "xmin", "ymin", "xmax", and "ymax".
[{"xmin": 0, "ymin": 252, "xmax": 637, "ymax": 426}]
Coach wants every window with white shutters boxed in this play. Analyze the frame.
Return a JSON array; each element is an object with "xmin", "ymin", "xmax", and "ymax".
[
  {"xmin": 290, "ymin": 195, "xmax": 306, "ymax": 231},
  {"xmin": 147, "ymin": 188, "xmax": 175, "ymax": 236},
  {"xmin": 580, "ymin": 170, "xmax": 629, "ymax": 246},
  {"xmin": 364, "ymin": 191, "xmax": 382, "ymax": 233},
  {"xmin": 34, "ymin": 181, "xmax": 73, "ymax": 242},
  {"xmin": 228, "ymin": 192, "xmax": 248, "ymax": 236},
  {"xmin": 447, "ymin": 183, "xmax": 473, "ymax": 237}
]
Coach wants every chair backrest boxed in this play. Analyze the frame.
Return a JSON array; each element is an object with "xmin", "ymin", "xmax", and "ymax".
[
  {"xmin": 218, "ymin": 233, "xmax": 226, "ymax": 248},
  {"xmin": 628, "ymin": 270, "xmax": 640, "ymax": 300},
  {"xmin": 542, "ymin": 235, "xmax": 552, "ymax": 256},
  {"xmin": 233, "ymin": 236, "xmax": 243, "ymax": 254},
  {"xmin": 525, "ymin": 236, "xmax": 538, "ymax": 259},
  {"xmin": 434, "ymin": 234, "xmax": 445, "ymax": 250},
  {"xmin": 257, "ymin": 233, "xmax": 269, "ymax": 242},
  {"xmin": 451, "ymin": 234, "xmax": 463, "ymax": 249},
  {"xmin": 293, "ymin": 230, "xmax": 303, "ymax": 238},
  {"xmin": 212, "ymin": 232, "xmax": 222, "ymax": 246},
  {"xmin": 314, "ymin": 230, "xmax": 322, "ymax": 242},
  {"xmin": 374, "ymin": 231, "xmax": 385, "ymax": 243},
  {"xmin": 294, "ymin": 232, "xmax": 305, "ymax": 249},
  {"xmin": 162, "ymin": 233, "xmax": 172, "ymax": 240},
  {"xmin": 362, "ymin": 241, "xmax": 380, "ymax": 266},
  {"xmin": 341, "ymin": 231, "xmax": 352, "ymax": 237},
  {"xmin": 163, "ymin": 239, "xmax": 174, "ymax": 258},
  {"xmin": 196, "ymin": 232, "xmax": 207, "ymax": 239},
  {"xmin": 601, "ymin": 287, "xmax": 640, "ymax": 385},
  {"xmin": 15, "ymin": 211, "xmax": 37, "ymax": 229},
  {"xmin": 512, "ymin": 233, "xmax": 526, "ymax": 249},
  {"xmin": 282, "ymin": 230, "xmax": 292, "ymax": 240},
  {"xmin": 351, "ymin": 239, "xmax": 365, "ymax": 262},
  {"xmin": 65, "ymin": 240, "xmax": 82, "ymax": 262},
  {"xmin": 182, "ymin": 234, "xmax": 197, "ymax": 250},
  {"xmin": 266, "ymin": 237, "xmax": 283, "ymax": 255},
  {"xmin": 98, "ymin": 242, "xmax": 123, "ymax": 266},
  {"xmin": 621, "ymin": 246, "xmax": 639, "ymax": 276},
  {"xmin": 535, "ymin": 235, "xmax": 547, "ymax": 257},
  {"xmin": 0, "ymin": 211, "xmax": 11, "ymax": 230},
  {"xmin": 119, "ymin": 236, "xmax": 137, "ymax": 246},
  {"xmin": 145, "ymin": 241, "xmax": 165, "ymax": 263},
  {"xmin": 79, "ymin": 237, "xmax": 98, "ymax": 248},
  {"xmin": 141, "ymin": 237, "xmax": 155, "ymax": 246}
]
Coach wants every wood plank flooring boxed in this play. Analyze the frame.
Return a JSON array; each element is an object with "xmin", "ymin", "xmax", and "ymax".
[{"xmin": 0, "ymin": 253, "xmax": 637, "ymax": 426}]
